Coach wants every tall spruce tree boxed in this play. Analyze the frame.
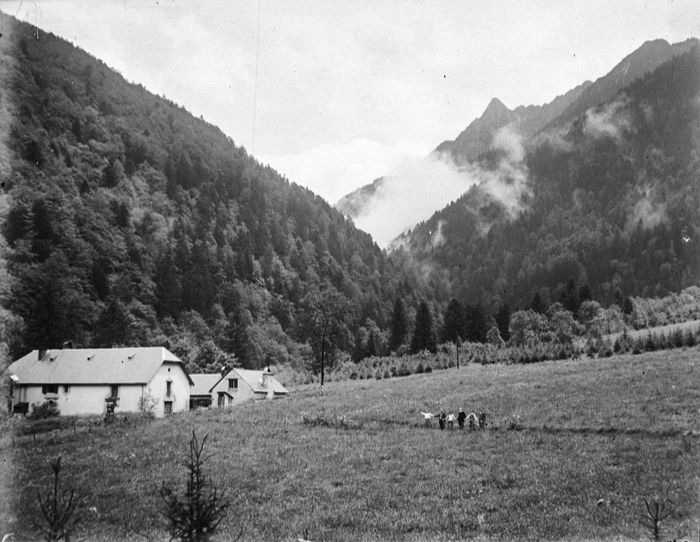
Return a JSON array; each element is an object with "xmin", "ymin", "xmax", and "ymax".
[
  {"xmin": 441, "ymin": 298, "xmax": 464, "ymax": 344},
  {"xmin": 464, "ymin": 303, "xmax": 488, "ymax": 343},
  {"xmin": 411, "ymin": 301, "xmax": 437, "ymax": 354},
  {"xmin": 388, "ymin": 298, "xmax": 408, "ymax": 353}
]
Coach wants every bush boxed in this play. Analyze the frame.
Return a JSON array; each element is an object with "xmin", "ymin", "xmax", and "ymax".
[
  {"xmin": 29, "ymin": 401, "xmax": 60, "ymax": 420},
  {"xmin": 397, "ymin": 363, "xmax": 411, "ymax": 377},
  {"xmin": 684, "ymin": 329, "xmax": 697, "ymax": 347}
]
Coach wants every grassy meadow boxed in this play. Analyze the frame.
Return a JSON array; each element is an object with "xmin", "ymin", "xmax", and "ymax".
[{"xmin": 1, "ymin": 348, "xmax": 699, "ymax": 541}]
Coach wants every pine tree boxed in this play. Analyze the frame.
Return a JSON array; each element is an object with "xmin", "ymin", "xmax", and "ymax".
[
  {"xmin": 441, "ymin": 298, "xmax": 464, "ymax": 344},
  {"xmin": 388, "ymin": 298, "xmax": 408, "ymax": 353},
  {"xmin": 411, "ymin": 301, "xmax": 436, "ymax": 354},
  {"xmin": 464, "ymin": 303, "xmax": 488, "ymax": 343}
]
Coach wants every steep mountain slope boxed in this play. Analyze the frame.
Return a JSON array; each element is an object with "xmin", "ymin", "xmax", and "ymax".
[
  {"xmin": 400, "ymin": 43, "xmax": 700, "ymax": 309},
  {"xmin": 0, "ymin": 13, "xmax": 440, "ymax": 368},
  {"xmin": 436, "ymin": 82, "xmax": 591, "ymax": 165},
  {"xmin": 545, "ymin": 38, "xmax": 699, "ymax": 131},
  {"xmin": 337, "ymin": 39, "xmax": 698, "ymax": 236}
]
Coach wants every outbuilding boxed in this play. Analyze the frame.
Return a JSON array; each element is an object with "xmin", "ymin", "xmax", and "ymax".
[{"xmin": 209, "ymin": 367, "xmax": 288, "ymax": 408}]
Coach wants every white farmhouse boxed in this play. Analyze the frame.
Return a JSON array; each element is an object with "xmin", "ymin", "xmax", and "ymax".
[
  {"xmin": 7, "ymin": 347, "xmax": 193, "ymax": 418},
  {"xmin": 209, "ymin": 367, "xmax": 288, "ymax": 408}
]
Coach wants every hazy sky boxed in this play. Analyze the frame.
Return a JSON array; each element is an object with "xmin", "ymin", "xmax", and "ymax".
[{"xmin": 5, "ymin": 0, "xmax": 700, "ymax": 203}]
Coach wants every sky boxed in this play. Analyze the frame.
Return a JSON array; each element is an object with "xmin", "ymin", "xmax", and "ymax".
[{"xmin": 4, "ymin": 0, "xmax": 700, "ymax": 208}]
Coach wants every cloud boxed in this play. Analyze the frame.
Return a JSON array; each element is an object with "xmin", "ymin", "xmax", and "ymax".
[
  {"xmin": 431, "ymin": 220, "xmax": 448, "ymax": 249},
  {"xmin": 482, "ymin": 126, "xmax": 532, "ymax": 219},
  {"xmin": 627, "ymin": 195, "xmax": 667, "ymax": 231},
  {"xmin": 352, "ymin": 154, "xmax": 481, "ymax": 247},
  {"xmin": 260, "ymin": 139, "xmax": 425, "ymax": 204},
  {"xmin": 584, "ymin": 98, "xmax": 632, "ymax": 139},
  {"xmin": 349, "ymin": 125, "xmax": 533, "ymax": 248}
]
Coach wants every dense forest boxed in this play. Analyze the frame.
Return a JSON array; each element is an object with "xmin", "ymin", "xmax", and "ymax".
[
  {"xmin": 0, "ymin": 13, "xmax": 445, "ymax": 371},
  {"xmin": 401, "ymin": 43, "xmax": 700, "ymax": 313}
]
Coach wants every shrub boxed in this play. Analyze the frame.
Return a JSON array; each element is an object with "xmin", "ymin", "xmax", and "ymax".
[
  {"xmin": 29, "ymin": 401, "xmax": 60, "ymax": 420},
  {"xmin": 138, "ymin": 390, "xmax": 158, "ymax": 419},
  {"xmin": 684, "ymin": 329, "xmax": 697, "ymax": 347}
]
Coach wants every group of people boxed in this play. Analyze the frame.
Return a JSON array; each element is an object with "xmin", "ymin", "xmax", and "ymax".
[{"xmin": 420, "ymin": 408, "xmax": 487, "ymax": 430}]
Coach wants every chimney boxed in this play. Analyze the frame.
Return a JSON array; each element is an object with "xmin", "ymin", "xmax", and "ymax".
[
  {"xmin": 62, "ymin": 341, "xmax": 73, "ymax": 349},
  {"xmin": 261, "ymin": 367, "xmax": 271, "ymax": 387},
  {"xmin": 38, "ymin": 349, "xmax": 47, "ymax": 361}
]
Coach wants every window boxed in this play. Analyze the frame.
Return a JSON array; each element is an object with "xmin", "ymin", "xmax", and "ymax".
[
  {"xmin": 166, "ymin": 380, "xmax": 172, "ymax": 398},
  {"xmin": 63, "ymin": 385, "xmax": 70, "ymax": 393},
  {"xmin": 164, "ymin": 401, "xmax": 173, "ymax": 415},
  {"xmin": 42, "ymin": 384, "xmax": 58, "ymax": 394},
  {"xmin": 110, "ymin": 384, "xmax": 119, "ymax": 398},
  {"xmin": 228, "ymin": 378, "xmax": 238, "ymax": 390}
]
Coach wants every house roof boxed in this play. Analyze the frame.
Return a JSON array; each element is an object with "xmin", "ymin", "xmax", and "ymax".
[
  {"xmin": 7, "ymin": 347, "xmax": 193, "ymax": 385},
  {"xmin": 217, "ymin": 368, "xmax": 288, "ymax": 395},
  {"xmin": 190, "ymin": 373, "xmax": 222, "ymax": 396}
]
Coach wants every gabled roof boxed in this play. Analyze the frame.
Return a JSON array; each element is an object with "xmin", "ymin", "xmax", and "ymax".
[
  {"xmin": 215, "ymin": 368, "xmax": 288, "ymax": 395},
  {"xmin": 190, "ymin": 373, "xmax": 222, "ymax": 396},
  {"xmin": 7, "ymin": 347, "xmax": 193, "ymax": 385}
]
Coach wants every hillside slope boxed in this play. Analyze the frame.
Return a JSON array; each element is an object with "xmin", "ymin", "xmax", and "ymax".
[
  {"xmin": 0, "ymin": 13, "xmax": 439, "ymax": 368},
  {"xmin": 401, "ymin": 43, "xmax": 700, "ymax": 309}
]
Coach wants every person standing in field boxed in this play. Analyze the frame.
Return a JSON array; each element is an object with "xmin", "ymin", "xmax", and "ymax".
[
  {"xmin": 457, "ymin": 408, "xmax": 466, "ymax": 429},
  {"xmin": 447, "ymin": 410, "xmax": 456, "ymax": 429},
  {"xmin": 438, "ymin": 410, "xmax": 446, "ymax": 430}
]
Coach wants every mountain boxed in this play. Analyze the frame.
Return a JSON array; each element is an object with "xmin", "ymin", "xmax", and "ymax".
[
  {"xmin": 544, "ymin": 38, "xmax": 699, "ymax": 131},
  {"xmin": 337, "ymin": 38, "xmax": 698, "ymax": 234},
  {"xmin": 399, "ymin": 42, "xmax": 700, "ymax": 309},
  {"xmin": 0, "ymin": 12, "xmax": 441, "ymax": 369}
]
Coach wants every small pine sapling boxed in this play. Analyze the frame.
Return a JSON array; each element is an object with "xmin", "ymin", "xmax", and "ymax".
[
  {"xmin": 34, "ymin": 456, "xmax": 80, "ymax": 542},
  {"xmin": 640, "ymin": 497, "xmax": 673, "ymax": 541},
  {"xmin": 160, "ymin": 431, "xmax": 235, "ymax": 542}
]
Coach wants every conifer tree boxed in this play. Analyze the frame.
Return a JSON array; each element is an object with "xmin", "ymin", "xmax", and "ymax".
[
  {"xmin": 388, "ymin": 298, "xmax": 408, "ymax": 353},
  {"xmin": 441, "ymin": 298, "xmax": 464, "ymax": 344},
  {"xmin": 411, "ymin": 301, "xmax": 436, "ymax": 354}
]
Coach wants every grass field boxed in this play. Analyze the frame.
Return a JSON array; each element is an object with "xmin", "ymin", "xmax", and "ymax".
[{"xmin": 1, "ymin": 348, "xmax": 699, "ymax": 541}]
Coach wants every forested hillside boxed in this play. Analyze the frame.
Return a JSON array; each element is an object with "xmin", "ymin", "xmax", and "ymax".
[
  {"xmin": 0, "ymin": 13, "xmax": 442, "ymax": 370},
  {"xmin": 402, "ymin": 43, "xmax": 700, "ymax": 311}
]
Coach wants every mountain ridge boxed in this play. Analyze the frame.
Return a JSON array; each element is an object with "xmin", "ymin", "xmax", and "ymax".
[{"xmin": 337, "ymin": 38, "xmax": 699, "ymax": 233}]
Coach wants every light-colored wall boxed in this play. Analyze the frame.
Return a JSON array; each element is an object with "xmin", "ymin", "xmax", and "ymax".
[
  {"xmin": 146, "ymin": 363, "xmax": 190, "ymax": 417},
  {"xmin": 10, "ymin": 362, "xmax": 191, "ymax": 418},
  {"xmin": 12, "ymin": 383, "xmax": 146, "ymax": 417},
  {"xmin": 210, "ymin": 372, "xmax": 255, "ymax": 407}
]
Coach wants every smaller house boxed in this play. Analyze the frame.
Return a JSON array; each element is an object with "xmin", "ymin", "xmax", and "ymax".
[
  {"xmin": 7, "ymin": 347, "xmax": 193, "ymax": 418},
  {"xmin": 209, "ymin": 368, "xmax": 288, "ymax": 408},
  {"xmin": 189, "ymin": 374, "xmax": 222, "ymax": 409}
]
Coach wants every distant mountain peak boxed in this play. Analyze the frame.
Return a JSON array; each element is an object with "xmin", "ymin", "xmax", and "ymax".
[{"xmin": 484, "ymin": 97, "xmax": 510, "ymax": 115}]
